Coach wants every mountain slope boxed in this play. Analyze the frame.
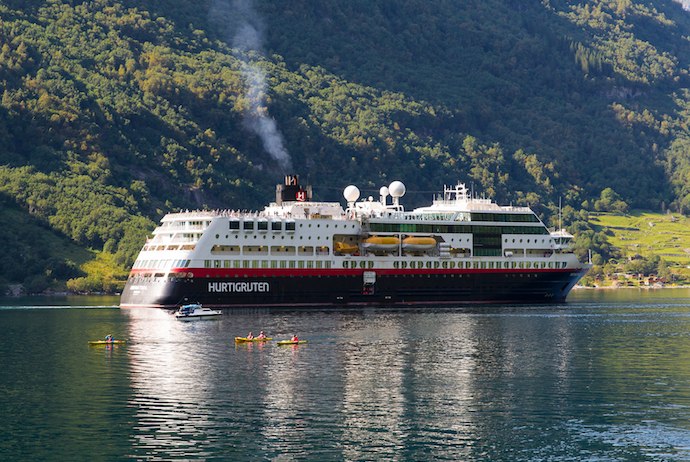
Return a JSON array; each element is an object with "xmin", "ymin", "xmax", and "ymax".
[{"xmin": 1, "ymin": 0, "xmax": 690, "ymax": 291}]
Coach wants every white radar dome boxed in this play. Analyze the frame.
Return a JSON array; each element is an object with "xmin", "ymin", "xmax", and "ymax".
[
  {"xmin": 389, "ymin": 181, "xmax": 406, "ymax": 198},
  {"xmin": 343, "ymin": 185, "xmax": 360, "ymax": 202},
  {"xmin": 379, "ymin": 186, "xmax": 389, "ymax": 197}
]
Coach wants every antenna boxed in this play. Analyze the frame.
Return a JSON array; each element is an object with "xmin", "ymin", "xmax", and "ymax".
[{"xmin": 558, "ymin": 197, "xmax": 562, "ymax": 231}]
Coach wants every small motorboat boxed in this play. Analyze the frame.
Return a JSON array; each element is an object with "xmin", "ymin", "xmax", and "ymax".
[{"xmin": 175, "ymin": 303, "xmax": 222, "ymax": 320}]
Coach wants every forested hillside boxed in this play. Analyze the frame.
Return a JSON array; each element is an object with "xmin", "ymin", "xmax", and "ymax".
[{"xmin": 1, "ymin": 0, "xmax": 690, "ymax": 292}]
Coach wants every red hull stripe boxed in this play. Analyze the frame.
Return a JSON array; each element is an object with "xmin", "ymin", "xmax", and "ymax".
[{"xmin": 129, "ymin": 267, "xmax": 577, "ymax": 277}]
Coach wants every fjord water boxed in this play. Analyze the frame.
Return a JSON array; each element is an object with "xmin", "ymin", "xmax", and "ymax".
[{"xmin": 2, "ymin": 291, "xmax": 690, "ymax": 460}]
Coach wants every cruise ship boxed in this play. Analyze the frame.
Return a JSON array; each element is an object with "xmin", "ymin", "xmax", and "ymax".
[{"xmin": 120, "ymin": 175, "xmax": 590, "ymax": 308}]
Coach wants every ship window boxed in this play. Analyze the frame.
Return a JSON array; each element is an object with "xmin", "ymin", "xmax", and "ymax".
[
  {"xmin": 243, "ymin": 221, "xmax": 254, "ymax": 230},
  {"xmin": 272, "ymin": 245, "xmax": 296, "ymax": 255},
  {"xmin": 243, "ymin": 261, "xmax": 250, "ymax": 268},
  {"xmin": 211, "ymin": 245, "xmax": 240, "ymax": 254},
  {"xmin": 298, "ymin": 246, "xmax": 314, "ymax": 256},
  {"xmin": 343, "ymin": 262, "xmax": 348, "ymax": 268},
  {"xmin": 286, "ymin": 222, "xmax": 296, "ymax": 231},
  {"xmin": 426, "ymin": 262, "xmax": 432, "ymax": 269},
  {"xmin": 272, "ymin": 222, "xmax": 282, "ymax": 231},
  {"xmin": 289, "ymin": 261, "xmax": 296, "ymax": 268},
  {"xmin": 234, "ymin": 260, "xmax": 241, "ymax": 268},
  {"xmin": 394, "ymin": 261, "xmax": 399, "ymax": 269},
  {"xmin": 298, "ymin": 261, "xmax": 305, "ymax": 268},
  {"xmin": 204, "ymin": 260, "xmax": 212, "ymax": 268},
  {"xmin": 224, "ymin": 260, "xmax": 231, "ymax": 268},
  {"xmin": 244, "ymin": 245, "xmax": 269, "ymax": 255},
  {"xmin": 326, "ymin": 261, "xmax": 331, "ymax": 268},
  {"xmin": 262, "ymin": 260, "xmax": 269, "ymax": 268},
  {"xmin": 252, "ymin": 260, "xmax": 259, "ymax": 268},
  {"xmin": 258, "ymin": 221, "xmax": 268, "ymax": 231},
  {"xmin": 280, "ymin": 261, "xmax": 287, "ymax": 268},
  {"xmin": 229, "ymin": 221, "xmax": 240, "ymax": 230},
  {"xmin": 307, "ymin": 261, "xmax": 314, "ymax": 268}
]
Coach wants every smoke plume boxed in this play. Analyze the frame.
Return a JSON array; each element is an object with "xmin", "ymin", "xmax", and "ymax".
[{"xmin": 210, "ymin": 0, "xmax": 292, "ymax": 172}]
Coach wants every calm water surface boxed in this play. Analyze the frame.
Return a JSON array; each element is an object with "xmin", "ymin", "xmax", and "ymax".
[{"xmin": 2, "ymin": 290, "xmax": 690, "ymax": 461}]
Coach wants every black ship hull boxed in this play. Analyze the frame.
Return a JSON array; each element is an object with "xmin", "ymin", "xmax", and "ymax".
[{"xmin": 120, "ymin": 267, "xmax": 589, "ymax": 308}]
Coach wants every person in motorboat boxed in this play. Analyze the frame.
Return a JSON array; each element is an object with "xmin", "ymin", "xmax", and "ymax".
[
  {"xmin": 246, "ymin": 332, "xmax": 254, "ymax": 340},
  {"xmin": 257, "ymin": 331, "xmax": 267, "ymax": 340}
]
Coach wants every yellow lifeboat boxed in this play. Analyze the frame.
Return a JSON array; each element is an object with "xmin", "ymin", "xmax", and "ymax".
[
  {"xmin": 402, "ymin": 237, "xmax": 437, "ymax": 252},
  {"xmin": 363, "ymin": 236, "xmax": 400, "ymax": 252},
  {"xmin": 334, "ymin": 241, "xmax": 359, "ymax": 254}
]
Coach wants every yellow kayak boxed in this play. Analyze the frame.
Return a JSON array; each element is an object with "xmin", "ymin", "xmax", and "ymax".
[
  {"xmin": 235, "ymin": 337, "xmax": 273, "ymax": 343},
  {"xmin": 276, "ymin": 340, "xmax": 308, "ymax": 345},
  {"xmin": 89, "ymin": 340, "xmax": 126, "ymax": 345}
]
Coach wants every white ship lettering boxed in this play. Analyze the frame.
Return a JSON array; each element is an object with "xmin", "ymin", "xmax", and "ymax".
[{"xmin": 208, "ymin": 282, "xmax": 270, "ymax": 293}]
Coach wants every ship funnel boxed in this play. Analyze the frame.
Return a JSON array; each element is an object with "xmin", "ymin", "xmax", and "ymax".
[{"xmin": 276, "ymin": 175, "xmax": 312, "ymax": 205}]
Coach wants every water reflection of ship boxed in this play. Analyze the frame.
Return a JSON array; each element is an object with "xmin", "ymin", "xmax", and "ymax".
[
  {"xmin": 122, "ymin": 308, "xmax": 236, "ymax": 459},
  {"xmin": 338, "ymin": 314, "xmax": 480, "ymax": 458},
  {"xmin": 119, "ymin": 308, "xmax": 577, "ymax": 458}
]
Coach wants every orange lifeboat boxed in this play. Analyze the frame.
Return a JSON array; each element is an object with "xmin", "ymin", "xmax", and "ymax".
[
  {"xmin": 363, "ymin": 236, "xmax": 400, "ymax": 252},
  {"xmin": 334, "ymin": 241, "xmax": 359, "ymax": 254},
  {"xmin": 402, "ymin": 237, "xmax": 437, "ymax": 252}
]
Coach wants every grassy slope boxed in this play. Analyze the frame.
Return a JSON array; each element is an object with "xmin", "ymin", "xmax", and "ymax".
[{"xmin": 590, "ymin": 211, "xmax": 690, "ymax": 280}]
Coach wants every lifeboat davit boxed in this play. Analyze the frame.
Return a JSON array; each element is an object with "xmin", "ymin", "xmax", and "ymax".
[
  {"xmin": 402, "ymin": 237, "xmax": 437, "ymax": 252},
  {"xmin": 363, "ymin": 236, "xmax": 400, "ymax": 252},
  {"xmin": 334, "ymin": 241, "xmax": 359, "ymax": 254}
]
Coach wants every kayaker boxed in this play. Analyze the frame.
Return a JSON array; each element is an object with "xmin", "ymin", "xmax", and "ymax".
[
  {"xmin": 257, "ymin": 331, "xmax": 266, "ymax": 339},
  {"xmin": 247, "ymin": 332, "xmax": 254, "ymax": 340},
  {"xmin": 105, "ymin": 334, "xmax": 114, "ymax": 343},
  {"xmin": 291, "ymin": 334, "xmax": 298, "ymax": 342}
]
